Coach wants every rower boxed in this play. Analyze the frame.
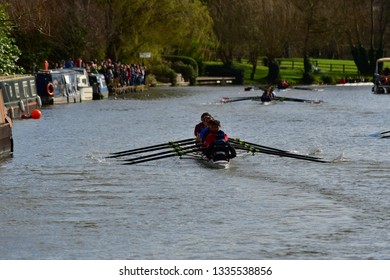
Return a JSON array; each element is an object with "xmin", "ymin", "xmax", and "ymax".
[
  {"xmin": 260, "ymin": 86, "xmax": 276, "ymax": 102},
  {"xmin": 194, "ymin": 112, "xmax": 211, "ymax": 138},
  {"xmin": 203, "ymin": 119, "xmax": 228, "ymax": 148},
  {"xmin": 197, "ymin": 115, "xmax": 214, "ymax": 143},
  {"xmin": 204, "ymin": 131, "xmax": 236, "ymax": 161}
]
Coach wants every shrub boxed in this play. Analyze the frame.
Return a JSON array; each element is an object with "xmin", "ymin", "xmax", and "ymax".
[
  {"xmin": 162, "ymin": 55, "xmax": 199, "ymax": 74},
  {"xmin": 150, "ymin": 64, "xmax": 177, "ymax": 86},
  {"xmin": 301, "ymin": 72, "xmax": 315, "ymax": 84},
  {"xmin": 145, "ymin": 74, "xmax": 157, "ymax": 87},
  {"xmin": 321, "ymin": 75, "xmax": 334, "ymax": 84},
  {"xmin": 172, "ymin": 61, "xmax": 196, "ymax": 85}
]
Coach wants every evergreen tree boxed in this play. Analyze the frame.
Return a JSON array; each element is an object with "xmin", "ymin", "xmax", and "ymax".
[{"xmin": 0, "ymin": 4, "xmax": 23, "ymax": 74}]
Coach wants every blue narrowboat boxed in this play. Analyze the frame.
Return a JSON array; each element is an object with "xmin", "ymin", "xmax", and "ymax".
[
  {"xmin": 35, "ymin": 69, "xmax": 81, "ymax": 105},
  {"xmin": 0, "ymin": 75, "xmax": 42, "ymax": 119}
]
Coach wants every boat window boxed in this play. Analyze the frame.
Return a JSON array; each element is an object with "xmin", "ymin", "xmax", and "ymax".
[
  {"xmin": 23, "ymin": 81, "xmax": 29, "ymax": 97},
  {"xmin": 1, "ymin": 84, "xmax": 11, "ymax": 103},
  {"xmin": 30, "ymin": 80, "xmax": 37, "ymax": 96},
  {"xmin": 14, "ymin": 83, "xmax": 20, "ymax": 99}
]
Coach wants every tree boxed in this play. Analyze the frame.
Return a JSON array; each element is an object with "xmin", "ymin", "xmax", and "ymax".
[
  {"xmin": 333, "ymin": 0, "xmax": 390, "ymax": 75},
  {"xmin": 95, "ymin": 0, "xmax": 214, "ymax": 63},
  {"xmin": 207, "ymin": 0, "xmax": 245, "ymax": 67},
  {"xmin": 0, "ymin": 4, "xmax": 23, "ymax": 74}
]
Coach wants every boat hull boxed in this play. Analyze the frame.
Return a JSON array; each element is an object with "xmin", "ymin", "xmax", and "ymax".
[
  {"xmin": 0, "ymin": 75, "xmax": 42, "ymax": 119},
  {"xmin": 0, "ymin": 123, "xmax": 12, "ymax": 159},
  {"xmin": 36, "ymin": 69, "xmax": 82, "ymax": 105},
  {"xmin": 190, "ymin": 152, "xmax": 230, "ymax": 169},
  {"xmin": 0, "ymin": 91, "xmax": 12, "ymax": 159}
]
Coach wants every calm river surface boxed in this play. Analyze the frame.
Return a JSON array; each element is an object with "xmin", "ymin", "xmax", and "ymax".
[{"xmin": 1, "ymin": 85, "xmax": 389, "ymax": 260}]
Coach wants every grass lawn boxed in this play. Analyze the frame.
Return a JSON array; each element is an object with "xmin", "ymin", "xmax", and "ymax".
[{"xmin": 212, "ymin": 58, "xmax": 372, "ymax": 86}]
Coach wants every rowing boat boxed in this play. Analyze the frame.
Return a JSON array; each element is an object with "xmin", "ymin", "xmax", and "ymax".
[
  {"xmin": 184, "ymin": 150, "xmax": 230, "ymax": 169},
  {"xmin": 108, "ymin": 137, "xmax": 329, "ymax": 167},
  {"xmin": 186, "ymin": 148, "xmax": 252, "ymax": 169}
]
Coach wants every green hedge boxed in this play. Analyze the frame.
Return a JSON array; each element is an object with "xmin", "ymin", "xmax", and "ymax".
[
  {"xmin": 162, "ymin": 55, "xmax": 198, "ymax": 73},
  {"xmin": 162, "ymin": 55, "xmax": 199, "ymax": 86},
  {"xmin": 172, "ymin": 61, "xmax": 197, "ymax": 85},
  {"xmin": 150, "ymin": 64, "xmax": 177, "ymax": 86}
]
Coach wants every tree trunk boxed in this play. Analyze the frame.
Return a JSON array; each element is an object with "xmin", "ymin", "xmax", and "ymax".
[{"xmin": 266, "ymin": 57, "xmax": 280, "ymax": 84}]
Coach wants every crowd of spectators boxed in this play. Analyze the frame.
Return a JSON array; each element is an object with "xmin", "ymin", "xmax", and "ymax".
[{"xmin": 53, "ymin": 58, "xmax": 146, "ymax": 87}]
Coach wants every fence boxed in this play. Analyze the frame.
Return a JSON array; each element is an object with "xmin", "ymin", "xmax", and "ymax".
[{"xmin": 278, "ymin": 60, "xmax": 359, "ymax": 74}]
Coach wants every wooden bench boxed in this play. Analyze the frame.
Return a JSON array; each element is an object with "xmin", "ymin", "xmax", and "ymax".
[{"xmin": 196, "ymin": 76, "xmax": 235, "ymax": 85}]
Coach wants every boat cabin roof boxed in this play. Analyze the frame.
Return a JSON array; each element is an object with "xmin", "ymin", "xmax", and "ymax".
[
  {"xmin": 376, "ymin": 57, "xmax": 390, "ymax": 63},
  {"xmin": 375, "ymin": 58, "xmax": 390, "ymax": 73}
]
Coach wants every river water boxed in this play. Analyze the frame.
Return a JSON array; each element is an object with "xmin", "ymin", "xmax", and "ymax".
[{"xmin": 0, "ymin": 85, "xmax": 389, "ymax": 260}]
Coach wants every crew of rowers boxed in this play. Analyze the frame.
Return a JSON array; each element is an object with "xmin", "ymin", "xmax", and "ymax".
[
  {"xmin": 260, "ymin": 86, "xmax": 276, "ymax": 102},
  {"xmin": 194, "ymin": 112, "xmax": 236, "ymax": 162}
]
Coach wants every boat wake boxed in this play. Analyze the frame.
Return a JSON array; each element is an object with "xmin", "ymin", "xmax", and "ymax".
[
  {"xmin": 86, "ymin": 152, "xmax": 107, "ymax": 163},
  {"xmin": 330, "ymin": 153, "xmax": 348, "ymax": 163}
]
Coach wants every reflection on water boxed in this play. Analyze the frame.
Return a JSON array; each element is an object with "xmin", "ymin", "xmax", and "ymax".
[{"xmin": 1, "ymin": 85, "xmax": 390, "ymax": 259}]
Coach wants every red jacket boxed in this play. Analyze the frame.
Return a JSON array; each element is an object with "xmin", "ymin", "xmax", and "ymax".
[{"xmin": 204, "ymin": 131, "xmax": 228, "ymax": 148}]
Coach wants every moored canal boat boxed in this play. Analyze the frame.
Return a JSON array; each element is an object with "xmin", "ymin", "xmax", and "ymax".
[
  {"xmin": 89, "ymin": 73, "xmax": 109, "ymax": 100},
  {"xmin": 0, "ymin": 75, "xmax": 42, "ymax": 119},
  {"xmin": 0, "ymin": 90, "xmax": 13, "ymax": 159},
  {"xmin": 36, "ymin": 68, "xmax": 81, "ymax": 105},
  {"xmin": 72, "ymin": 67, "xmax": 93, "ymax": 101}
]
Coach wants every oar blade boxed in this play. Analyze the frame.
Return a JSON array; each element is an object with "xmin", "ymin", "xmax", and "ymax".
[{"xmin": 370, "ymin": 130, "xmax": 390, "ymax": 137}]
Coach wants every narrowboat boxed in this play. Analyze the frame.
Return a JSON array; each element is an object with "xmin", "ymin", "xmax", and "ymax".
[
  {"xmin": 35, "ymin": 69, "xmax": 81, "ymax": 105},
  {"xmin": 89, "ymin": 73, "xmax": 109, "ymax": 100},
  {"xmin": 0, "ymin": 90, "xmax": 13, "ymax": 159},
  {"xmin": 0, "ymin": 75, "xmax": 42, "ymax": 119},
  {"xmin": 72, "ymin": 67, "xmax": 93, "ymax": 101}
]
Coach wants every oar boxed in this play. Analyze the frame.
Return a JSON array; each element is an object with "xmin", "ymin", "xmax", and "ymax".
[
  {"xmin": 121, "ymin": 144, "xmax": 202, "ymax": 162},
  {"xmin": 369, "ymin": 130, "xmax": 390, "ymax": 137},
  {"xmin": 107, "ymin": 138, "xmax": 196, "ymax": 158},
  {"xmin": 230, "ymin": 138, "xmax": 327, "ymax": 162},
  {"xmin": 109, "ymin": 137, "xmax": 195, "ymax": 155},
  {"xmin": 221, "ymin": 96, "xmax": 260, "ymax": 103},
  {"xmin": 107, "ymin": 140, "xmax": 198, "ymax": 158},
  {"xmin": 229, "ymin": 138, "xmax": 301, "ymax": 155},
  {"xmin": 380, "ymin": 135, "xmax": 390, "ymax": 139},
  {"xmin": 274, "ymin": 96, "xmax": 322, "ymax": 104},
  {"xmin": 236, "ymin": 145, "xmax": 328, "ymax": 163},
  {"xmin": 123, "ymin": 147, "xmax": 205, "ymax": 165}
]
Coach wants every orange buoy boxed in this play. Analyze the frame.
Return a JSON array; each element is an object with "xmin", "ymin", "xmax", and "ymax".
[{"xmin": 30, "ymin": 109, "xmax": 42, "ymax": 119}]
